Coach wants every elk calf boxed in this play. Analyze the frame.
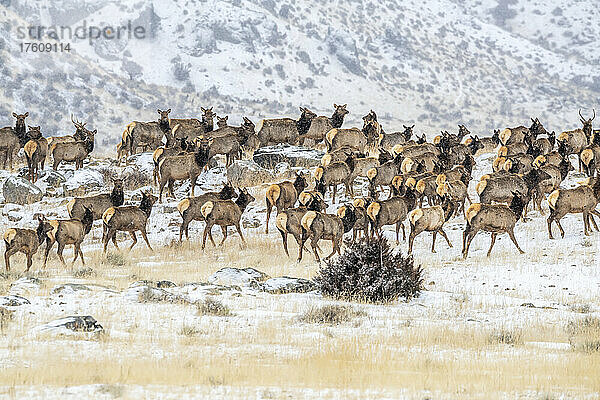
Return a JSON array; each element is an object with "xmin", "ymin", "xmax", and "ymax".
[
  {"xmin": 265, "ymin": 173, "xmax": 307, "ymax": 233},
  {"xmin": 102, "ymin": 192, "xmax": 158, "ymax": 252},
  {"xmin": 200, "ymin": 188, "xmax": 255, "ymax": 249}
]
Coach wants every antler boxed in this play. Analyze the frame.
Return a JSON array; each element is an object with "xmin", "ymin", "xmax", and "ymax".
[
  {"xmin": 579, "ymin": 109, "xmax": 585, "ymax": 120},
  {"xmin": 593, "ymin": 109, "xmax": 596, "ymax": 121}
]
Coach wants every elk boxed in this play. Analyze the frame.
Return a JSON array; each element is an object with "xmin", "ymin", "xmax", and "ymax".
[
  {"xmin": 321, "ymin": 146, "xmax": 358, "ymax": 166},
  {"xmin": 407, "ymin": 198, "xmax": 455, "ymax": 254},
  {"xmin": 265, "ymin": 173, "xmax": 308, "ymax": 234},
  {"xmin": 314, "ymin": 161, "xmax": 353, "ymax": 203},
  {"xmin": 499, "ymin": 118, "xmax": 547, "ymax": 145},
  {"xmin": 298, "ymin": 207, "xmax": 357, "ymax": 262},
  {"xmin": 436, "ymin": 179, "xmax": 470, "ymax": 216},
  {"xmin": 123, "ymin": 110, "xmax": 171, "ymax": 154},
  {"xmin": 67, "ymin": 178, "xmax": 124, "ymax": 221},
  {"xmin": 102, "ymin": 191, "xmax": 158, "ymax": 252},
  {"xmin": 216, "ymin": 115, "xmax": 229, "ymax": 129},
  {"xmin": 415, "ymin": 175, "xmax": 439, "ymax": 207},
  {"xmin": 46, "ymin": 115, "xmax": 89, "ymax": 151},
  {"xmin": 476, "ymin": 168, "xmax": 550, "ymax": 208},
  {"xmin": 367, "ymin": 183, "xmax": 417, "ymax": 243},
  {"xmin": 464, "ymin": 132, "xmax": 500, "ymax": 155},
  {"xmin": 158, "ymin": 141, "xmax": 210, "ymax": 202},
  {"xmin": 326, "ymin": 125, "xmax": 377, "ymax": 154},
  {"xmin": 275, "ymin": 192, "xmax": 327, "ymax": 257},
  {"xmin": 530, "ymin": 131, "xmax": 555, "ymax": 156},
  {"xmin": 366, "ymin": 154, "xmax": 404, "ymax": 196},
  {"xmin": 0, "ymin": 112, "xmax": 27, "ymax": 170},
  {"xmin": 532, "ymin": 157, "xmax": 573, "ymax": 213},
  {"xmin": 196, "ymin": 133, "xmax": 241, "ymax": 167},
  {"xmin": 256, "ymin": 107, "xmax": 316, "ymax": 147},
  {"xmin": 177, "ymin": 182, "xmax": 236, "ymax": 241},
  {"xmin": 200, "ymin": 188, "xmax": 255, "ymax": 249},
  {"xmin": 558, "ymin": 109, "xmax": 594, "ymax": 171},
  {"xmin": 23, "ymin": 127, "xmax": 48, "ymax": 183},
  {"xmin": 3, "ymin": 217, "xmax": 52, "ymax": 272},
  {"xmin": 152, "ymin": 129, "xmax": 188, "ymax": 185},
  {"xmin": 546, "ymin": 176, "xmax": 600, "ymax": 239},
  {"xmin": 400, "ymin": 153, "xmax": 439, "ymax": 174},
  {"xmin": 51, "ymin": 128, "xmax": 96, "ymax": 170},
  {"xmin": 580, "ymin": 131, "xmax": 600, "ymax": 177},
  {"xmin": 300, "ymin": 104, "xmax": 349, "ymax": 145},
  {"xmin": 498, "ymin": 142, "xmax": 528, "ymax": 158},
  {"xmin": 41, "ymin": 206, "xmax": 94, "ymax": 267},
  {"xmin": 379, "ymin": 125, "xmax": 415, "ymax": 152},
  {"xmin": 462, "ymin": 192, "xmax": 527, "ymax": 258},
  {"xmin": 346, "ymin": 152, "xmax": 379, "ymax": 188}
]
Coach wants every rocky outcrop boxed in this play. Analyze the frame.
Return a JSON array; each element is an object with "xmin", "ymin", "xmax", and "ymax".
[
  {"xmin": 260, "ymin": 277, "xmax": 316, "ymax": 294},
  {"xmin": 2, "ymin": 176, "xmax": 44, "ymax": 205},
  {"xmin": 208, "ymin": 267, "xmax": 270, "ymax": 288},
  {"xmin": 227, "ymin": 160, "xmax": 274, "ymax": 187},
  {"xmin": 253, "ymin": 144, "xmax": 324, "ymax": 168}
]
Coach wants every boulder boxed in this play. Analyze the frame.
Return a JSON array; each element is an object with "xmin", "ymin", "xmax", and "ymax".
[
  {"xmin": 124, "ymin": 285, "xmax": 189, "ymax": 304},
  {"xmin": 121, "ymin": 164, "xmax": 153, "ymax": 191},
  {"xmin": 2, "ymin": 176, "xmax": 44, "ymax": 204},
  {"xmin": 63, "ymin": 169, "xmax": 104, "ymax": 196},
  {"xmin": 51, "ymin": 283, "xmax": 91, "ymax": 295},
  {"xmin": 3, "ymin": 203, "xmax": 23, "ymax": 221},
  {"xmin": 208, "ymin": 267, "xmax": 270, "ymax": 288},
  {"xmin": 37, "ymin": 316, "xmax": 104, "ymax": 334},
  {"xmin": 170, "ymin": 282, "xmax": 241, "ymax": 303},
  {"xmin": 253, "ymin": 144, "xmax": 324, "ymax": 168},
  {"xmin": 129, "ymin": 280, "xmax": 177, "ymax": 289},
  {"xmin": 0, "ymin": 295, "xmax": 31, "ymax": 307},
  {"xmin": 9, "ymin": 277, "xmax": 41, "ymax": 296},
  {"xmin": 227, "ymin": 160, "xmax": 274, "ymax": 187},
  {"xmin": 260, "ymin": 277, "xmax": 316, "ymax": 294}
]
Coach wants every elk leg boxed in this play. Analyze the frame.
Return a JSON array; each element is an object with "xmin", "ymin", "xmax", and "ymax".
[
  {"xmin": 111, "ymin": 232, "xmax": 120, "ymax": 250},
  {"xmin": 507, "ymin": 229, "xmax": 525, "ymax": 254},
  {"xmin": 43, "ymin": 239, "xmax": 55, "ymax": 268},
  {"xmin": 202, "ymin": 223, "xmax": 211, "ymax": 250},
  {"xmin": 179, "ymin": 218, "xmax": 188, "ymax": 242},
  {"xmin": 395, "ymin": 222, "xmax": 400, "ymax": 243},
  {"xmin": 279, "ymin": 230, "xmax": 290, "ymax": 257},
  {"xmin": 590, "ymin": 210, "xmax": 600, "ymax": 231},
  {"xmin": 439, "ymin": 228, "xmax": 452, "ymax": 248},
  {"xmin": 311, "ymin": 238, "xmax": 321, "ymax": 262},
  {"xmin": 78, "ymin": 245, "xmax": 85, "ymax": 266},
  {"xmin": 265, "ymin": 201, "xmax": 273, "ymax": 234},
  {"xmin": 407, "ymin": 229, "xmax": 417, "ymax": 255},
  {"xmin": 168, "ymin": 179, "xmax": 175, "ymax": 198},
  {"xmin": 129, "ymin": 232, "xmax": 138, "ymax": 250},
  {"xmin": 298, "ymin": 232, "xmax": 307, "ymax": 262},
  {"xmin": 583, "ymin": 212, "xmax": 591, "ymax": 236},
  {"xmin": 235, "ymin": 223, "xmax": 246, "ymax": 248},
  {"xmin": 487, "ymin": 233, "xmax": 497, "ymax": 257},
  {"xmin": 140, "ymin": 229, "xmax": 153, "ymax": 251},
  {"xmin": 72, "ymin": 243, "xmax": 80, "ymax": 264},
  {"xmin": 56, "ymin": 242, "xmax": 66, "ymax": 266},
  {"xmin": 219, "ymin": 226, "xmax": 228, "ymax": 246},
  {"xmin": 324, "ymin": 238, "xmax": 340, "ymax": 261},
  {"xmin": 332, "ymin": 184, "xmax": 337, "ymax": 204},
  {"xmin": 462, "ymin": 229, "xmax": 477, "ymax": 259},
  {"xmin": 158, "ymin": 179, "xmax": 167, "ymax": 202},
  {"xmin": 26, "ymin": 252, "xmax": 33, "ymax": 272},
  {"xmin": 4, "ymin": 248, "xmax": 17, "ymax": 272},
  {"xmin": 431, "ymin": 231, "xmax": 438, "ymax": 253},
  {"xmin": 555, "ymin": 218, "xmax": 565, "ymax": 238}
]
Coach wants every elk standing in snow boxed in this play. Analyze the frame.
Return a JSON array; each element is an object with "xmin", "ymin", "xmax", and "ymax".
[{"xmin": 265, "ymin": 173, "xmax": 308, "ymax": 233}]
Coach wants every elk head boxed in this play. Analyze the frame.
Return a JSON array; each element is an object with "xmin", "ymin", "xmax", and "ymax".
[
  {"xmin": 333, "ymin": 103, "xmax": 349, "ymax": 116},
  {"xmin": 458, "ymin": 124, "xmax": 471, "ymax": 140},
  {"xmin": 529, "ymin": 117, "xmax": 547, "ymax": 139},
  {"xmin": 579, "ymin": 109, "xmax": 595, "ymax": 139},
  {"xmin": 27, "ymin": 126, "xmax": 42, "ymax": 139},
  {"xmin": 157, "ymin": 109, "xmax": 171, "ymax": 127},
  {"xmin": 216, "ymin": 115, "xmax": 229, "ymax": 128},
  {"xmin": 12, "ymin": 112, "xmax": 28, "ymax": 130},
  {"xmin": 402, "ymin": 125, "xmax": 415, "ymax": 141}
]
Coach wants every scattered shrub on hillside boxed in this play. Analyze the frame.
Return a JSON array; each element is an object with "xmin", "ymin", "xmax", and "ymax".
[
  {"xmin": 566, "ymin": 316, "xmax": 600, "ymax": 336},
  {"xmin": 179, "ymin": 324, "xmax": 203, "ymax": 337},
  {"xmin": 172, "ymin": 61, "xmax": 191, "ymax": 81},
  {"xmin": 299, "ymin": 304, "xmax": 364, "ymax": 325},
  {"xmin": 103, "ymin": 252, "xmax": 127, "ymax": 267},
  {"xmin": 314, "ymin": 236, "xmax": 423, "ymax": 303},
  {"xmin": 197, "ymin": 298, "xmax": 232, "ymax": 316},
  {"xmin": 488, "ymin": 328, "xmax": 523, "ymax": 345}
]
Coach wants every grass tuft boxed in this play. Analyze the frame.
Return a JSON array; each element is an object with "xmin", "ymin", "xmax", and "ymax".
[
  {"xmin": 299, "ymin": 304, "xmax": 365, "ymax": 325},
  {"xmin": 196, "ymin": 298, "xmax": 232, "ymax": 316}
]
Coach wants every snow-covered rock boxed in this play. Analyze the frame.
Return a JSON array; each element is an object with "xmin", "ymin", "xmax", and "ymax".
[
  {"xmin": 9, "ymin": 277, "xmax": 41, "ymax": 296},
  {"xmin": 122, "ymin": 153, "xmax": 154, "ymax": 190},
  {"xmin": 35, "ymin": 316, "xmax": 104, "ymax": 336},
  {"xmin": 253, "ymin": 145, "xmax": 324, "ymax": 168},
  {"xmin": 2, "ymin": 176, "xmax": 44, "ymax": 205},
  {"xmin": 0, "ymin": 295, "xmax": 31, "ymax": 307},
  {"xmin": 208, "ymin": 267, "xmax": 270, "ymax": 288},
  {"xmin": 227, "ymin": 160, "xmax": 274, "ymax": 187},
  {"xmin": 123, "ymin": 285, "xmax": 189, "ymax": 304},
  {"xmin": 260, "ymin": 277, "xmax": 316, "ymax": 294},
  {"xmin": 51, "ymin": 283, "xmax": 92, "ymax": 295},
  {"xmin": 63, "ymin": 169, "xmax": 104, "ymax": 196}
]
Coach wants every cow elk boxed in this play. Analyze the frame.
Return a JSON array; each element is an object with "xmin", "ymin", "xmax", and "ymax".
[
  {"xmin": 298, "ymin": 207, "xmax": 357, "ymax": 262},
  {"xmin": 67, "ymin": 178, "xmax": 124, "ymax": 221},
  {"xmin": 51, "ymin": 128, "xmax": 96, "ymax": 170},
  {"xmin": 300, "ymin": 104, "xmax": 349, "ymax": 145},
  {"xmin": 23, "ymin": 127, "xmax": 48, "ymax": 183},
  {"xmin": 158, "ymin": 141, "xmax": 210, "ymax": 201},
  {"xmin": 256, "ymin": 107, "xmax": 316, "ymax": 147},
  {"xmin": 265, "ymin": 173, "xmax": 307, "ymax": 233},
  {"xmin": 3, "ymin": 217, "xmax": 52, "ymax": 272},
  {"xmin": 41, "ymin": 206, "xmax": 94, "ymax": 267},
  {"xmin": 407, "ymin": 198, "xmax": 455, "ymax": 254}
]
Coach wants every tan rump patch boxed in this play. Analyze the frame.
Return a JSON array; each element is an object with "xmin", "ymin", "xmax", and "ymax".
[
  {"xmin": 465, "ymin": 204, "xmax": 482, "ymax": 224},
  {"xmin": 408, "ymin": 208, "xmax": 424, "ymax": 225},
  {"xmin": 177, "ymin": 199, "xmax": 191, "ymax": 215},
  {"xmin": 392, "ymin": 144, "xmax": 404, "ymax": 156},
  {"xmin": 416, "ymin": 179, "xmax": 426, "ymax": 194},
  {"xmin": 66, "ymin": 199, "xmax": 76, "ymax": 217},
  {"xmin": 475, "ymin": 180, "xmax": 487, "ymax": 195},
  {"xmin": 23, "ymin": 141, "xmax": 37, "ymax": 158},
  {"xmin": 558, "ymin": 132, "xmax": 569, "ymax": 142},
  {"xmin": 314, "ymin": 167, "xmax": 324, "ymax": 181},
  {"xmin": 275, "ymin": 213, "xmax": 288, "ymax": 232},
  {"xmin": 391, "ymin": 175, "xmax": 403, "ymax": 190},
  {"xmin": 337, "ymin": 206, "xmax": 347, "ymax": 218},
  {"xmin": 353, "ymin": 198, "xmax": 366, "ymax": 208},
  {"xmin": 401, "ymin": 158, "xmax": 414, "ymax": 174},
  {"xmin": 321, "ymin": 153, "xmax": 332, "ymax": 167},
  {"xmin": 436, "ymin": 182, "xmax": 448, "ymax": 197},
  {"xmin": 435, "ymin": 174, "xmax": 446, "ymax": 186},
  {"xmin": 499, "ymin": 128, "xmax": 511, "ymax": 145},
  {"xmin": 48, "ymin": 220, "xmax": 59, "ymax": 241},
  {"xmin": 493, "ymin": 157, "xmax": 506, "ymax": 172},
  {"xmin": 325, "ymin": 129, "xmax": 338, "ymax": 145},
  {"xmin": 367, "ymin": 167, "xmax": 378, "ymax": 181},
  {"xmin": 301, "ymin": 211, "xmax": 317, "ymax": 231},
  {"xmin": 298, "ymin": 191, "xmax": 312, "ymax": 206},
  {"xmin": 433, "ymin": 135, "xmax": 441, "ymax": 145},
  {"xmin": 366, "ymin": 202, "xmax": 381, "ymax": 221},
  {"xmin": 533, "ymin": 155, "xmax": 546, "ymax": 168},
  {"xmin": 153, "ymin": 147, "xmax": 164, "ymax": 163},
  {"xmin": 581, "ymin": 149, "xmax": 594, "ymax": 166},
  {"xmin": 200, "ymin": 201, "xmax": 214, "ymax": 218},
  {"xmin": 502, "ymin": 159, "xmax": 513, "ymax": 172},
  {"xmin": 405, "ymin": 177, "xmax": 416, "ymax": 189},
  {"xmin": 497, "ymin": 146, "xmax": 508, "ymax": 157},
  {"xmin": 266, "ymin": 184, "xmax": 281, "ymax": 205},
  {"xmin": 548, "ymin": 190, "xmax": 560, "ymax": 209},
  {"xmin": 3, "ymin": 228, "xmax": 17, "ymax": 244},
  {"xmin": 102, "ymin": 208, "xmax": 116, "ymax": 225},
  {"xmin": 464, "ymin": 138, "xmax": 472, "ymax": 145}
]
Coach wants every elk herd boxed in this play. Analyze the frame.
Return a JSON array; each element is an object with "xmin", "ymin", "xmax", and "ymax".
[{"xmin": 0, "ymin": 104, "xmax": 599, "ymax": 272}]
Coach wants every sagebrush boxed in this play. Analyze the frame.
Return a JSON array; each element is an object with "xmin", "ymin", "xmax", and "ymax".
[{"xmin": 314, "ymin": 236, "xmax": 423, "ymax": 303}]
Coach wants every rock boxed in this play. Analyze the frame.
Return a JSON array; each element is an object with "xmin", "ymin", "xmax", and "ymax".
[
  {"xmin": 51, "ymin": 283, "xmax": 91, "ymax": 294},
  {"xmin": 63, "ymin": 169, "xmax": 104, "ymax": 196},
  {"xmin": 227, "ymin": 160, "xmax": 274, "ymax": 187},
  {"xmin": 2, "ymin": 203, "xmax": 22, "ymax": 216},
  {"xmin": 170, "ymin": 282, "xmax": 241, "ymax": 303},
  {"xmin": 253, "ymin": 144, "xmax": 324, "ymax": 168},
  {"xmin": 124, "ymin": 285, "xmax": 189, "ymax": 304},
  {"xmin": 260, "ymin": 277, "xmax": 316, "ymax": 294},
  {"xmin": 0, "ymin": 307, "xmax": 13, "ymax": 326},
  {"xmin": 0, "ymin": 295, "xmax": 31, "ymax": 307},
  {"xmin": 9, "ymin": 277, "xmax": 41, "ymax": 296},
  {"xmin": 2, "ymin": 176, "xmax": 44, "ymax": 204},
  {"xmin": 157, "ymin": 280, "xmax": 177, "ymax": 288},
  {"xmin": 208, "ymin": 267, "xmax": 270, "ymax": 288},
  {"xmin": 37, "ymin": 316, "xmax": 104, "ymax": 334},
  {"xmin": 121, "ymin": 163, "xmax": 153, "ymax": 191},
  {"xmin": 129, "ymin": 280, "xmax": 177, "ymax": 289},
  {"xmin": 39, "ymin": 170, "xmax": 67, "ymax": 188}
]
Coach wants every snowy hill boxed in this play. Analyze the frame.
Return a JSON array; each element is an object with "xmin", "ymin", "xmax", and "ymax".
[{"xmin": 1, "ymin": 0, "xmax": 600, "ymax": 153}]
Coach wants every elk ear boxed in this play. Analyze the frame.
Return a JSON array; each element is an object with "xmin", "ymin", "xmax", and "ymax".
[
  {"xmin": 201, "ymin": 107, "xmax": 206, "ymax": 113},
  {"xmin": 12, "ymin": 112, "xmax": 17, "ymax": 118},
  {"xmin": 333, "ymin": 103, "xmax": 338, "ymax": 108},
  {"xmin": 92, "ymin": 129, "xmax": 97, "ymax": 134},
  {"xmin": 157, "ymin": 109, "xmax": 162, "ymax": 114},
  {"xmin": 224, "ymin": 116, "xmax": 228, "ymax": 121},
  {"xmin": 166, "ymin": 109, "xmax": 171, "ymax": 114},
  {"xmin": 24, "ymin": 112, "xmax": 29, "ymax": 117},
  {"xmin": 343, "ymin": 104, "xmax": 347, "ymax": 108}
]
